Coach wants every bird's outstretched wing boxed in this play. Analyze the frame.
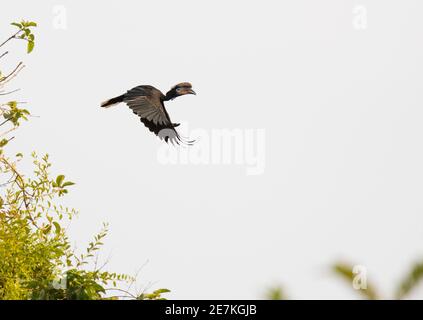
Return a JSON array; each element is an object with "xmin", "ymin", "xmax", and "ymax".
[{"xmin": 123, "ymin": 86, "xmax": 194, "ymax": 145}]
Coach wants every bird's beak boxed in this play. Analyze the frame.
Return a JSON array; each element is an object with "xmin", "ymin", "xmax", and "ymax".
[{"xmin": 188, "ymin": 89, "xmax": 196, "ymax": 95}]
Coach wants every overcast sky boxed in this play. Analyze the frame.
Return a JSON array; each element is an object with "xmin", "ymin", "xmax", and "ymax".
[{"xmin": 2, "ymin": 0, "xmax": 423, "ymax": 299}]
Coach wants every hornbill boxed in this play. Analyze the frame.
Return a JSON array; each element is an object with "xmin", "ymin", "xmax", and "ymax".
[{"xmin": 101, "ymin": 82, "xmax": 196, "ymax": 145}]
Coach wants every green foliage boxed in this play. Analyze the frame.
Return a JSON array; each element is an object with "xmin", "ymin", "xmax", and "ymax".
[
  {"xmin": 0, "ymin": 152, "xmax": 115, "ymax": 299},
  {"xmin": 52, "ymin": 174, "xmax": 75, "ymax": 197},
  {"xmin": 0, "ymin": 154, "xmax": 67, "ymax": 299},
  {"xmin": 0, "ymin": 21, "xmax": 35, "ymax": 144},
  {"xmin": 3, "ymin": 101, "xmax": 30, "ymax": 127},
  {"xmin": 10, "ymin": 20, "xmax": 37, "ymax": 53}
]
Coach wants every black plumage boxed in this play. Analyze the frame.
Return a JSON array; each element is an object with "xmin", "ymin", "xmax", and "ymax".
[{"xmin": 101, "ymin": 82, "xmax": 196, "ymax": 145}]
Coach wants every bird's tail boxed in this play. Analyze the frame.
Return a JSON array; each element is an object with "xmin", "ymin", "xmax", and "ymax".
[{"xmin": 101, "ymin": 94, "xmax": 124, "ymax": 108}]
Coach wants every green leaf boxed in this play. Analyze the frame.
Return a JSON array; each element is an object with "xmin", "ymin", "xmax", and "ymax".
[
  {"xmin": 7, "ymin": 101, "xmax": 17, "ymax": 108},
  {"xmin": 0, "ymin": 139, "xmax": 9, "ymax": 147},
  {"xmin": 11, "ymin": 22, "xmax": 22, "ymax": 28},
  {"xmin": 265, "ymin": 286, "xmax": 286, "ymax": 300},
  {"xmin": 43, "ymin": 224, "xmax": 52, "ymax": 235},
  {"xmin": 56, "ymin": 175, "xmax": 65, "ymax": 187},
  {"xmin": 396, "ymin": 262, "xmax": 423, "ymax": 299},
  {"xmin": 27, "ymin": 41, "xmax": 35, "ymax": 54},
  {"xmin": 62, "ymin": 181, "xmax": 75, "ymax": 187},
  {"xmin": 153, "ymin": 288, "xmax": 170, "ymax": 294},
  {"xmin": 53, "ymin": 222, "xmax": 61, "ymax": 233}
]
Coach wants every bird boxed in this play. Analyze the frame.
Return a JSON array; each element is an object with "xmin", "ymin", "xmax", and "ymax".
[{"xmin": 101, "ymin": 82, "xmax": 196, "ymax": 145}]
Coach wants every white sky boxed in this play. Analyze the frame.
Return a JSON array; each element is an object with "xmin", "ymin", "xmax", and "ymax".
[{"xmin": 2, "ymin": 0, "xmax": 423, "ymax": 299}]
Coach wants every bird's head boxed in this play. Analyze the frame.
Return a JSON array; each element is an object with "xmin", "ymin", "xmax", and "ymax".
[{"xmin": 165, "ymin": 82, "xmax": 196, "ymax": 100}]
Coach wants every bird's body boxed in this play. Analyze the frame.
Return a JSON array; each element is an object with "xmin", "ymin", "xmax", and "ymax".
[{"xmin": 101, "ymin": 83, "xmax": 196, "ymax": 145}]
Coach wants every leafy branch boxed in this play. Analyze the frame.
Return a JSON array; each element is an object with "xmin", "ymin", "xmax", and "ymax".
[{"xmin": 0, "ymin": 21, "xmax": 37, "ymax": 54}]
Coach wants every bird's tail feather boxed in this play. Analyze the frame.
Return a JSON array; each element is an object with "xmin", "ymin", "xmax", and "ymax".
[{"xmin": 101, "ymin": 94, "xmax": 124, "ymax": 108}]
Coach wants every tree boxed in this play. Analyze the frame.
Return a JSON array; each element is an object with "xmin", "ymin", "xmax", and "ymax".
[{"xmin": 0, "ymin": 20, "xmax": 168, "ymax": 300}]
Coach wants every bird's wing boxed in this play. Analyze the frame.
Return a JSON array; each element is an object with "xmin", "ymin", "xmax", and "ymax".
[{"xmin": 123, "ymin": 86, "xmax": 193, "ymax": 145}]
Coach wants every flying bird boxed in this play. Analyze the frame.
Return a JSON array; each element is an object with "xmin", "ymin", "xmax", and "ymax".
[{"xmin": 101, "ymin": 82, "xmax": 196, "ymax": 145}]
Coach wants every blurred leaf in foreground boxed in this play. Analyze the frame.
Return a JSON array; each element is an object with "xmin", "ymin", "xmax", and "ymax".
[
  {"xmin": 396, "ymin": 261, "xmax": 423, "ymax": 299},
  {"xmin": 332, "ymin": 262, "xmax": 378, "ymax": 300}
]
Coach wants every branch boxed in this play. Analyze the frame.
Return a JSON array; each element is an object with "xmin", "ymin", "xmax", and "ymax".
[
  {"xmin": 0, "ymin": 126, "xmax": 17, "ymax": 138},
  {"xmin": 104, "ymin": 288, "xmax": 137, "ymax": 299},
  {"xmin": 0, "ymin": 30, "xmax": 22, "ymax": 49},
  {"xmin": 0, "ymin": 88, "xmax": 20, "ymax": 96},
  {"xmin": 0, "ymin": 156, "xmax": 40, "ymax": 229},
  {"xmin": 0, "ymin": 51, "xmax": 8, "ymax": 60},
  {"xmin": 0, "ymin": 62, "xmax": 25, "ymax": 85},
  {"xmin": 0, "ymin": 118, "xmax": 11, "ymax": 127}
]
